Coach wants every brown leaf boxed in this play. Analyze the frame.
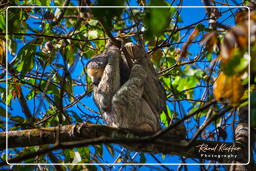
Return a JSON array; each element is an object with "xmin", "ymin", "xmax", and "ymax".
[
  {"xmin": 220, "ymin": 25, "xmax": 248, "ymax": 62},
  {"xmin": 150, "ymin": 49, "xmax": 162, "ymax": 64},
  {"xmin": 180, "ymin": 27, "xmax": 199, "ymax": 59},
  {"xmin": 251, "ymin": 11, "xmax": 256, "ymax": 21},
  {"xmin": 220, "ymin": 31, "xmax": 236, "ymax": 62},
  {"xmin": 235, "ymin": 10, "xmax": 248, "ymax": 24},
  {"xmin": 0, "ymin": 39, "xmax": 5, "ymax": 64},
  {"xmin": 209, "ymin": 132, "xmax": 214, "ymax": 140},
  {"xmin": 232, "ymin": 25, "xmax": 248, "ymax": 49},
  {"xmin": 213, "ymin": 72, "xmax": 244, "ymax": 106},
  {"xmin": 200, "ymin": 31, "xmax": 218, "ymax": 52}
]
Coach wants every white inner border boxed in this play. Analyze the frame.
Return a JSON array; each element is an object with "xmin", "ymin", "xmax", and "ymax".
[{"xmin": 5, "ymin": 6, "xmax": 251, "ymax": 166}]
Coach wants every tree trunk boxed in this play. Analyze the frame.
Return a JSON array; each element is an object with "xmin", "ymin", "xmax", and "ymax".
[{"xmin": 229, "ymin": 107, "xmax": 255, "ymax": 171}]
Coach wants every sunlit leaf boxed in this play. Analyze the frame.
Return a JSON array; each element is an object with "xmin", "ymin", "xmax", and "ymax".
[
  {"xmin": 213, "ymin": 72, "xmax": 244, "ymax": 105},
  {"xmin": 115, "ymin": 157, "xmax": 122, "ymax": 163},
  {"xmin": 77, "ymin": 147, "xmax": 90, "ymax": 161},
  {"xmin": 88, "ymin": 19, "xmax": 99, "ymax": 26},
  {"xmin": 160, "ymin": 111, "xmax": 168, "ymax": 127},
  {"xmin": 72, "ymin": 151, "xmax": 82, "ymax": 163},
  {"xmin": 26, "ymin": 90, "xmax": 36, "ymax": 100},
  {"xmin": 88, "ymin": 30, "xmax": 98, "ymax": 39},
  {"xmin": 64, "ymin": 149, "xmax": 75, "ymax": 162}
]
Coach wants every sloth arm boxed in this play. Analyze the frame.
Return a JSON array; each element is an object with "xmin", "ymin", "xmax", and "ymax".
[{"xmin": 94, "ymin": 46, "xmax": 121, "ymax": 112}]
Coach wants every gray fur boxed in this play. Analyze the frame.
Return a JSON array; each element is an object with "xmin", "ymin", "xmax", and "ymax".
[{"xmin": 88, "ymin": 41, "xmax": 166, "ymax": 132}]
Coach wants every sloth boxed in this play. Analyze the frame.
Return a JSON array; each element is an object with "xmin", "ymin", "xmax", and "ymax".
[{"xmin": 86, "ymin": 40, "xmax": 166, "ymax": 132}]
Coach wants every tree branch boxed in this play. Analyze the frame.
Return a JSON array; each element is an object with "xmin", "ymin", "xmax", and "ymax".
[{"xmin": 0, "ymin": 122, "xmax": 242, "ymax": 166}]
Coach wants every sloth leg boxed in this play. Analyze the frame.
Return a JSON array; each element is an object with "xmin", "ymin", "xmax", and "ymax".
[{"xmin": 111, "ymin": 64, "xmax": 147, "ymax": 129}]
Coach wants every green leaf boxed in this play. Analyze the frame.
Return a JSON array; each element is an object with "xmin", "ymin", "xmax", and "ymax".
[
  {"xmin": 206, "ymin": 53, "xmax": 212, "ymax": 61},
  {"xmin": 95, "ymin": 144, "xmax": 103, "ymax": 158},
  {"xmin": 12, "ymin": 165, "xmax": 36, "ymax": 171},
  {"xmin": 65, "ymin": 73, "xmax": 73, "ymax": 100},
  {"xmin": 160, "ymin": 111, "xmax": 168, "ymax": 127},
  {"xmin": 88, "ymin": 30, "xmax": 98, "ymax": 39},
  {"xmin": 169, "ymin": 7, "xmax": 176, "ymax": 16},
  {"xmin": 36, "ymin": 51, "xmax": 54, "ymax": 65},
  {"xmin": 41, "ymin": 0, "xmax": 51, "ymax": 6},
  {"xmin": 105, "ymin": 145, "xmax": 114, "ymax": 157},
  {"xmin": 39, "ymin": 80, "xmax": 59, "ymax": 96},
  {"xmin": 251, "ymin": 91, "xmax": 256, "ymax": 127},
  {"xmin": 0, "ymin": 13, "xmax": 6, "ymax": 31},
  {"xmin": 140, "ymin": 153, "xmax": 146, "ymax": 163},
  {"xmin": 196, "ymin": 23, "xmax": 206, "ymax": 32},
  {"xmin": 162, "ymin": 76, "xmax": 171, "ymax": 88},
  {"xmin": 26, "ymin": 90, "xmax": 36, "ymax": 100},
  {"xmin": 0, "ymin": 106, "xmax": 11, "ymax": 117},
  {"xmin": 10, "ymin": 116, "xmax": 24, "ymax": 123},
  {"xmin": 85, "ymin": 165, "xmax": 97, "ymax": 171},
  {"xmin": 77, "ymin": 147, "xmax": 90, "ymax": 162},
  {"xmin": 6, "ymin": 92, "xmax": 12, "ymax": 106},
  {"xmin": 92, "ymin": 0, "xmax": 125, "ymax": 30},
  {"xmin": 15, "ymin": 43, "xmax": 36, "ymax": 73},
  {"xmin": 88, "ymin": 19, "xmax": 99, "ymax": 26},
  {"xmin": 184, "ymin": 76, "xmax": 197, "ymax": 90},
  {"xmin": 144, "ymin": 0, "xmax": 171, "ymax": 40},
  {"xmin": 162, "ymin": 154, "xmax": 166, "ymax": 160},
  {"xmin": 64, "ymin": 149, "xmax": 75, "ymax": 162},
  {"xmin": 172, "ymin": 32, "xmax": 180, "ymax": 42},
  {"xmin": 223, "ymin": 50, "xmax": 248, "ymax": 76},
  {"xmin": 72, "ymin": 151, "xmax": 82, "ymax": 163},
  {"xmin": 66, "ymin": 45, "xmax": 75, "ymax": 65}
]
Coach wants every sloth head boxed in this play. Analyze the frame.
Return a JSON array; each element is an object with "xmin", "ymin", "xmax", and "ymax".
[{"xmin": 86, "ymin": 55, "xmax": 108, "ymax": 85}]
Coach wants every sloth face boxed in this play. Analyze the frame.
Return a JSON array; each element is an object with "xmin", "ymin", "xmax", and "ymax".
[
  {"xmin": 86, "ymin": 55, "xmax": 108, "ymax": 85},
  {"xmin": 87, "ymin": 68, "xmax": 104, "ymax": 85}
]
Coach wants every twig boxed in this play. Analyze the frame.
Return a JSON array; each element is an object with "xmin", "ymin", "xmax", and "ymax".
[
  {"xmin": 187, "ymin": 105, "xmax": 233, "ymax": 147},
  {"xmin": 52, "ymin": 0, "xmax": 70, "ymax": 26},
  {"xmin": 157, "ymin": 56, "xmax": 200, "ymax": 76},
  {"xmin": 0, "ymin": 32, "xmax": 107, "ymax": 42},
  {"xmin": 150, "ymin": 154, "xmax": 171, "ymax": 171},
  {"xmin": 147, "ymin": 99, "xmax": 217, "ymax": 141},
  {"xmin": 210, "ymin": 0, "xmax": 236, "ymax": 6}
]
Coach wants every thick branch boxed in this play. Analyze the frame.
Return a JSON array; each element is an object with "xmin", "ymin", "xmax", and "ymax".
[{"xmin": 0, "ymin": 123, "xmax": 241, "ymax": 164}]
